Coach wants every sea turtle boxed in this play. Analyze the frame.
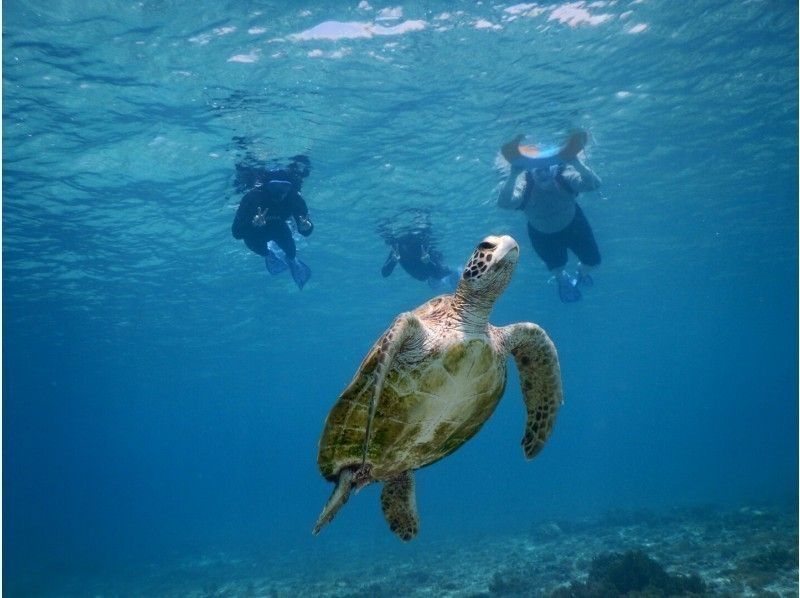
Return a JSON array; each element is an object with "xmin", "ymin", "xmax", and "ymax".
[{"xmin": 313, "ymin": 235, "xmax": 563, "ymax": 541}]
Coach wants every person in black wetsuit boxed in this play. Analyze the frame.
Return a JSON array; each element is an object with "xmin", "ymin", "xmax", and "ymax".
[
  {"xmin": 380, "ymin": 228, "xmax": 459, "ymax": 292},
  {"xmin": 231, "ymin": 156, "xmax": 314, "ymax": 289}
]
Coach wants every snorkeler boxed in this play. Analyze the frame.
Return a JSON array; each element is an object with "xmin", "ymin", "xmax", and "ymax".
[
  {"xmin": 378, "ymin": 211, "xmax": 459, "ymax": 292},
  {"xmin": 497, "ymin": 131, "xmax": 601, "ymax": 303},
  {"xmin": 231, "ymin": 155, "xmax": 314, "ymax": 289}
]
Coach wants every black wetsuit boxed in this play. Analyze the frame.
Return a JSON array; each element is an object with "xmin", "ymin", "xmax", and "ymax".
[
  {"xmin": 381, "ymin": 234, "xmax": 452, "ymax": 281},
  {"xmin": 231, "ymin": 184, "xmax": 312, "ymax": 260}
]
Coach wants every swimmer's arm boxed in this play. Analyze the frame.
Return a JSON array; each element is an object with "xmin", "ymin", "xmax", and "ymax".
[
  {"xmin": 566, "ymin": 157, "xmax": 601, "ymax": 192},
  {"xmin": 381, "ymin": 249, "xmax": 398, "ymax": 277},
  {"xmin": 231, "ymin": 191, "xmax": 259, "ymax": 239},
  {"xmin": 498, "ymin": 167, "xmax": 524, "ymax": 210},
  {"xmin": 291, "ymin": 192, "xmax": 314, "ymax": 236}
]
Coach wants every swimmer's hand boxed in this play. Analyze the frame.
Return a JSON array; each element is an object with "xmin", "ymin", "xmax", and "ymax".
[
  {"xmin": 558, "ymin": 131, "xmax": 588, "ymax": 161},
  {"xmin": 420, "ymin": 248, "xmax": 431, "ymax": 264},
  {"xmin": 500, "ymin": 134, "xmax": 525, "ymax": 163},
  {"xmin": 296, "ymin": 215, "xmax": 313, "ymax": 234},
  {"xmin": 391, "ymin": 244, "xmax": 401, "ymax": 261},
  {"xmin": 252, "ymin": 207, "xmax": 267, "ymax": 227}
]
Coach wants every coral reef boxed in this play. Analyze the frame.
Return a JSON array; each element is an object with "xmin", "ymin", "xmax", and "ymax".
[
  {"xmin": 16, "ymin": 504, "xmax": 797, "ymax": 597},
  {"xmin": 550, "ymin": 549, "xmax": 706, "ymax": 597}
]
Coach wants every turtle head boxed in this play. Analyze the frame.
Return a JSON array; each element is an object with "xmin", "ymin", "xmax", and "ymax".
[{"xmin": 458, "ymin": 235, "xmax": 519, "ymax": 301}]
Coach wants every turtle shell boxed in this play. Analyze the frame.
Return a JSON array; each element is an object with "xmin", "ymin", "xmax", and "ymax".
[{"xmin": 318, "ymin": 333, "xmax": 507, "ymax": 480}]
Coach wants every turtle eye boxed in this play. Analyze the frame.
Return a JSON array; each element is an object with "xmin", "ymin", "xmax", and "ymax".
[{"xmin": 478, "ymin": 242, "xmax": 496, "ymax": 250}]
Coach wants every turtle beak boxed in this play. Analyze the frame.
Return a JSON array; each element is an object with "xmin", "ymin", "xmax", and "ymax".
[{"xmin": 484, "ymin": 235, "xmax": 519, "ymax": 265}]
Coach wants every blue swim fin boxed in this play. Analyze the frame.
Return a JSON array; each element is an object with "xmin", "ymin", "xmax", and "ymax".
[
  {"xmin": 264, "ymin": 249, "xmax": 288, "ymax": 275},
  {"xmin": 427, "ymin": 270, "xmax": 460, "ymax": 292},
  {"xmin": 557, "ymin": 271, "xmax": 582, "ymax": 303},
  {"xmin": 289, "ymin": 258, "xmax": 311, "ymax": 289},
  {"xmin": 577, "ymin": 272, "xmax": 594, "ymax": 288}
]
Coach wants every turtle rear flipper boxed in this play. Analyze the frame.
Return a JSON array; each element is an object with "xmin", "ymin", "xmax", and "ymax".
[
  {"xmin": 313, "ymin": 467, "xmax": 355, "ymax": 535},
  {"xmin": 380, "ymin": 471, "xmax": 419, "ymax": 541}
]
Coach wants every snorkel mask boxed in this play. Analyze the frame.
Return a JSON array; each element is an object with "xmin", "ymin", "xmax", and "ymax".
[
  {"xmin": 530, "ymin": 164, "xmax": 563, "ymax": 192},
  {"xmin": 267, "ymin": 179, "xmax": 293, "ymax": 197}
]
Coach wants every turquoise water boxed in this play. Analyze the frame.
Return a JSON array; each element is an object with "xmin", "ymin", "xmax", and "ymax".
[{"xmin": 3, "ymin": 1, "xmax": 797, "ymax": 594}]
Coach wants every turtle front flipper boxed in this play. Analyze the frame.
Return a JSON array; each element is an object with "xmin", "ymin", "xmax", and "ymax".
[
  {"xmin": 501, "ymin": 323, "xmax": 563, "ymax": 459},
  {"xmin": 380, "ymin": 471, "xmax": 419, "ymax": 541},
  {"xmin": 361, "ymin": 312, "xmax": 423, "ymax": 463}
]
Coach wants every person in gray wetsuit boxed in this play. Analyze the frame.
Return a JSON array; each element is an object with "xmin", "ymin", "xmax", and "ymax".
[{"xmin": 498, "ymin": 154, "xmax": 601, "ymax": 302}]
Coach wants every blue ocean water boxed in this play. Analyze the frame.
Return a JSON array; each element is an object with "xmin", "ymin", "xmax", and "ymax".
[{"xmin": 3, "ymin": 0, "xmax": 797, "ymax": 594}]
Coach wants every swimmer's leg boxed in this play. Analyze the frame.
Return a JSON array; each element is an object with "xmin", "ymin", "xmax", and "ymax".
[
  {"xmin": 264, "ymin": 241, "xmax": 288, "ymax": 275},
  {"xmin": 528, "ymin": 224, "xmax": 579, "ymax": 303},
  {"xmin": 268, "ymin": 222, "xmax": 311, "ymax": 289},
  {"xmin": 269, "ymin": 221, "xmax": 297, "ymax": 261},
  {"xmin": 576, "ymin": 263, "xmax": 594, "ymax": 288},
  {"xmin": 262, "ymin": 223, "xmax": 294, "ymax": 276},
  {"xmin": 568, "ymin": 206, "xmax": 600, "ymax": 288}
]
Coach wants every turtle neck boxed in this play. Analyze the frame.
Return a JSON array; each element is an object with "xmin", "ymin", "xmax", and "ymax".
[{"xmin": 449, "ymin": 285, "xmax": 495, "ymax": 333}]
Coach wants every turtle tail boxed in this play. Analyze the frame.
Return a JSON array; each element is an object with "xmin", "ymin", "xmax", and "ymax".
[{"xmin": 312, "ymin": 468, "xmax": 355, "ymax": 535}]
